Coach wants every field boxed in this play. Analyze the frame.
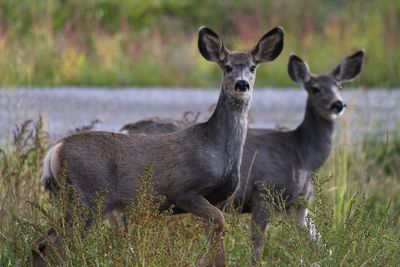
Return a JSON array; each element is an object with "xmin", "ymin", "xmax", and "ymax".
[
  {"xmin": 0, "ymin": 116, "xmax": 399, "ymax": 266},
  {"xmin": 0, "ymin": 1, "xmax": 399, "ymax": 266},
  {"xmin": 0, "ymin": 0, "xmax": 399, "ymax": 87}
]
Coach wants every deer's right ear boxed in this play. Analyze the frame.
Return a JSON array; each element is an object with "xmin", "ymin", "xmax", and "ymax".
[
  {"xmin": 288, "ymin": 54, "xmax": 310, "ymax": 84},
  {"xmin": 198, "ymin": 26, "xmax": 228, "ymax": 64}
]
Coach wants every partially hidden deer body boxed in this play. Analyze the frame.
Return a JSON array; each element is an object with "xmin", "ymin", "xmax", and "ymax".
[
  {"xmin": 120, "ymin": 50, "xmax": 365, "ymax": 265},
  {"xmin": 36, "ymin": 26, "xmax": 284, "ymax": 267},
  {"xmin": 120, "ymin": 112, "xmax": 199, "ymax": 135}
]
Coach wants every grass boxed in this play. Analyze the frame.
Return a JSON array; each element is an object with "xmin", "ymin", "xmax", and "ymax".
[
  {"xmin": 0, "ymin": 0, "xmax": 399, "ymax": 87},
  {"xmin": 0, "ymin": 117, "xmax": 399, "ymax": 266}
]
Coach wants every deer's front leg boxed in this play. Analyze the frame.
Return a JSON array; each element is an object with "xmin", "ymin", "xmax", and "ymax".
[
  {"xmin": 295, "ymin": 207, "xmax": 318, "ymax": 241},
  {"xmin": 175, "ymin": 191, "xmax": 226, "ymax": 267},
  {"xmin": 250, "ymin": 192, "xmax": 271, "ymax": 266}
]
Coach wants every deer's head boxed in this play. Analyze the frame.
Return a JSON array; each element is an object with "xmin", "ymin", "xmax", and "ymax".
[
  {"xmin": 288, "ymin": 50, "xmax": 365, "ymax": 120},
  {"xmin": 198, "ymin": 26, "xmax": 284, "ymax": 100}
]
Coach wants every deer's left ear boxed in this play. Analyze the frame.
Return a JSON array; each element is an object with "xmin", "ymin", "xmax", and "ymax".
[
  {"xmin": 250, "ymin": 26, "xmax": 284, "ymax": 64},
  {"xmin": 331, "ymin": 50, "xmax": 365, "ymax": 82}
]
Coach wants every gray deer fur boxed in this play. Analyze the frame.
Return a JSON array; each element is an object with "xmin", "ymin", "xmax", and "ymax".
[
  {"xmin": 120, "ymin": 50, "xmax": 365, "ymax": 264},
  {"xmin": 120, "ymin": 111, "xmax": 200, "ymax": 135},
  {"xmin": 35, "ymin": 26, "xmax": 284, "ymax": 267}
]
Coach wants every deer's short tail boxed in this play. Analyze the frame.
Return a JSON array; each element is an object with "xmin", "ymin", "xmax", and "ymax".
[{"xmin": 40, "ymin": 143, "xmax": 62, "ymax": 192}]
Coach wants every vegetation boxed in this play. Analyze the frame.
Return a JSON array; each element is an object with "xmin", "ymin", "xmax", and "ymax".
[
  {"xmin": 0, "ymin": 0, "xmax": 399, "ymax": 87},
  {"xmin": 0, "ymin": 117, "xmax": 399, "ymax": 266}
]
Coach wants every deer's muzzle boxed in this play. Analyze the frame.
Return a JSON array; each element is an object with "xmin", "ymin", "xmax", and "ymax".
[
  {"xmin": 234, "ymin": 80, "xmax": 250, "ymax": 92},
  {"xmin": 330, "ymin": 100, "xmax": 346, "ymax": 113}
]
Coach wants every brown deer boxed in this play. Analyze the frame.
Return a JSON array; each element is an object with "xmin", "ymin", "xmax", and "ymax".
[
  {"xmin": 120, "ymin": 50, "xmax": 365, "ymax": 265},
  {"xmin": 34, "ymin": 26, "xmax": 284, "ymax": 267}
]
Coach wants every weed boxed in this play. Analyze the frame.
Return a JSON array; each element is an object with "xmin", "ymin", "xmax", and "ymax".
[{"xmin": 0, "ymin": 119, "xmax": 399, "ymax": 266}]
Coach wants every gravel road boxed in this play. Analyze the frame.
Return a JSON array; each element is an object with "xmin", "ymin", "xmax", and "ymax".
[{"xmin": 1, "ymin": 87, "xmax": 398, "ymax": 142}]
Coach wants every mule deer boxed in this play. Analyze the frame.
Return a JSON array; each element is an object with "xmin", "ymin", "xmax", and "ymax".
[
  {"xmin": 120, "ymin": 50, "xmax": 366, "ymax": 265},
  {"xmin": 120, "ymin": 111, "xmax": 200, "ymax": 135},
  {"xmin": 34, "ymin": 26, "xmax": 284, "ymax": 266}
]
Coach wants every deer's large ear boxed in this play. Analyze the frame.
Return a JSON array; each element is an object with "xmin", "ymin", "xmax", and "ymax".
[
  {"xmin": 331, "ymin": 50, "xmax": 365, "ymax": 83},
  {"xmin": 288, "ymin": 54, "xmax": 310, "ymax": 84},
  {"xmin": 198, "ymin": 26, "xmax": 229, "ymax": 64},
  {"xmin": 250, "ymin": 26, "xmax": 284, "ymax": 64}
]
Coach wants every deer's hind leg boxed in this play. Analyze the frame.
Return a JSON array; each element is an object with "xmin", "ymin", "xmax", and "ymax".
[
  {"xmin": 32, "ymin": 209, "xmax": 74, "ymax": 267},
  {"xmin": 32, "ymin": 198, "xmax": 104, "ymax": 267}
]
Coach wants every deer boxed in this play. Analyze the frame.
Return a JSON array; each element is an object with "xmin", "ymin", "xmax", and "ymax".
[
  {"xmin": 33, "ymin": 26, "xmax": 285, "ymax": 267},
  {"xmin": 120, "ymin": 111, "xmax": 200, "ymax": 135},
  {"xmin": 119, "ymin": 50, "xmax": 366, "ymax": 265}
]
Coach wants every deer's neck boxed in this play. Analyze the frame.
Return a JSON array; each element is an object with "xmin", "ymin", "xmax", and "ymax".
[
  {"xmin": 206, "ymin": 89, "xmax": 251, "ymax": 173},
  {"xmin": 295, "ymin": 97, "xmax": 335, "ymax": 171}
]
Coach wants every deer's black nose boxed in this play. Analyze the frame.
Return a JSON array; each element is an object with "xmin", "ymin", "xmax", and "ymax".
[
  {"xmin": 330, "ymin": 100, "xmax": 346, "ymax": 113},
  {"xmin": 234, "ymin": 80, "xmax": 250, "ymax": 92}
]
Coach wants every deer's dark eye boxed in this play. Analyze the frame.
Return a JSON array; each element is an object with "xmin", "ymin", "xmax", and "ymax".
[
  {"xmin": 250, "ymin": 65, "xmax": 256, "ymax": 73},
  {"xmin": 225, "ymin": 65, "xmax": 232, "ymax": 73},
  {"xmin": 311, "ymin": 86, "xmax": 320, "ymax": 94}
]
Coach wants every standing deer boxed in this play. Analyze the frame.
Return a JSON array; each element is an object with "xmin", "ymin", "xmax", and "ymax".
[
  {"xmin": 120, "ymin": 50, "xmax": 366, "ymax": 265},
  {"xmin": 34, "ymin": 26, "xmax": 284, "ymax": 267},
  {"xmin": 120, "ymin": 111, "xmax": 200, "ymax": 135}
]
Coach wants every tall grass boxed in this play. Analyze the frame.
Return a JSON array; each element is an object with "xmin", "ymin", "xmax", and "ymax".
[
  {"xmin": 0, "ymin": 118, "xmax": 399, "ymax": 266},
  {"xmin": 0, "ymin": 0, "xmax": 399, "ymax": 87}
]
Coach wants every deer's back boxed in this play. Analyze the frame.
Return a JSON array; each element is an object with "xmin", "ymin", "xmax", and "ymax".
[
  {"xmin": 54, "ymin": 127, "xmax": 233, "ymax": 210},
  {"xmin": 120, "ymin": 119, "xmax": 184, "ymax": 135}
]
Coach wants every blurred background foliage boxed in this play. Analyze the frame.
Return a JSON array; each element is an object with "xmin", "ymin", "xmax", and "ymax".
[{"xmin": 0, "ymin": 0, "xmax": 399, "ymax": 87}]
